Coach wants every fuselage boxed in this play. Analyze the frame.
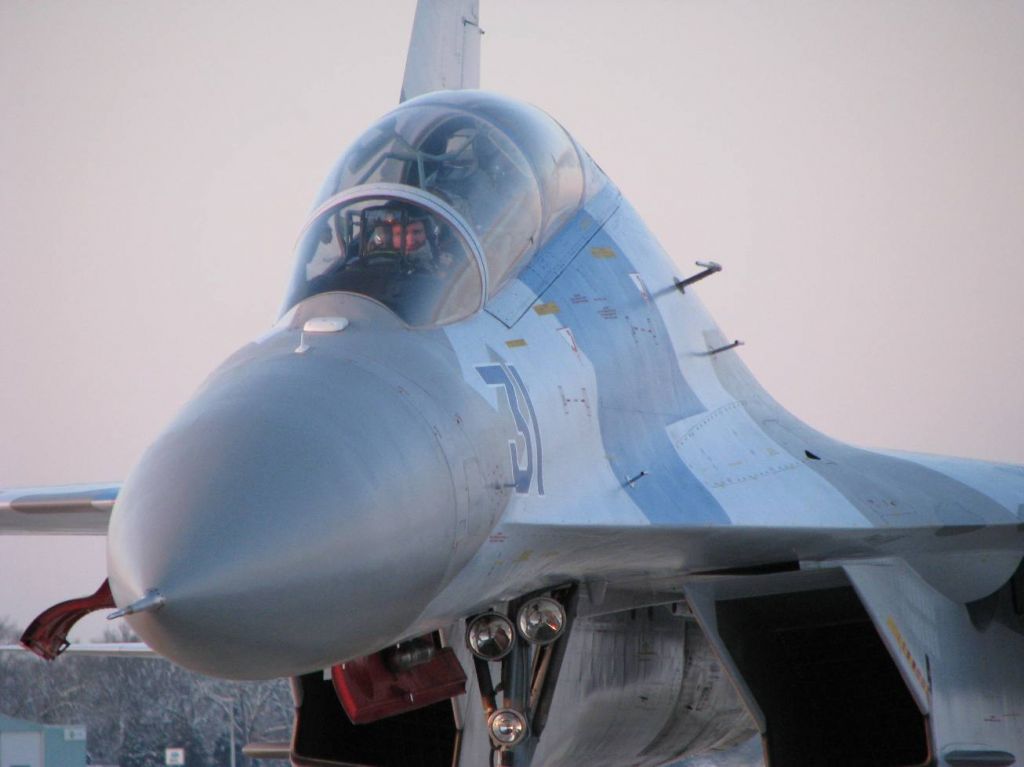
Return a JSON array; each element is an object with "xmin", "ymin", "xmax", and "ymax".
[{"xmin": 106, "ymin": 89, "xmax": 1024, "ymax": 683}]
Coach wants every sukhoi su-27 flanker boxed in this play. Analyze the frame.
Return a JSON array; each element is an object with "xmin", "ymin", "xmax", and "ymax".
[{"xmin": 3, "ymin": 2, "xmax": 1024, "ymax": 766}]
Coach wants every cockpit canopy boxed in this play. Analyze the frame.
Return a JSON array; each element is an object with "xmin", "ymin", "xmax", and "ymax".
[
  {"xmin": 283, "ymin": 91, "xmax": 587, "ymax": 326},
  {"xmin": 285, "ymin": 190, "xmax": 484, "ymax": 327}
]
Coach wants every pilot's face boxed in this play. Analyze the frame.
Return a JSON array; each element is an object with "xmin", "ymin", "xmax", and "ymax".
[{"xmin": 392, "ymin": 220, "xmax": 427, "ymax": 252}]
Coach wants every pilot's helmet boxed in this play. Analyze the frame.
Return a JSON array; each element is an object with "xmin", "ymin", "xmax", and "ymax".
[
  {"xmin": 398, "ymin": 212, "xmax": 435, "ymax": 252},
  {"xmin": 405, "ymin": 211, "xmax": 432, "ymax": 234}
]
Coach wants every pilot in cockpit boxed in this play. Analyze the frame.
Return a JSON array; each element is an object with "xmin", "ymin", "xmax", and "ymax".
[
  {"xmin": 364, "ymin": 209, "xmax": 452, "ymax": 275},
  {"xmin": 391, "ymin": 216, "xmax": 430, "ymax": 267},
  {"xmin": 405, "ymin": 215, "xmax": 456, "ymax": 274}
]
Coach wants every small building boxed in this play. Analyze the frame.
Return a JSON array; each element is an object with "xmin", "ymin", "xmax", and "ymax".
[{"xmin": 0, "ymin": 714, "xmax": 86, "ymax": 767}]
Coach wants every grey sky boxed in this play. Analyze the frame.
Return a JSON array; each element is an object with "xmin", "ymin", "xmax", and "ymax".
[{"xmin": 1, "ymin": 1, "xmax": 1022, "ymax": 638}]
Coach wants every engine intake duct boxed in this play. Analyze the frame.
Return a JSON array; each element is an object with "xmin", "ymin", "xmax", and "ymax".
[{"xmin": 687, "ymin": 569, "xmax": 931, "ymax": 767}]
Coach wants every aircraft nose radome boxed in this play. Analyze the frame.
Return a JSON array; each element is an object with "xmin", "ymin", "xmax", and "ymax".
[{"xmin": 106, "ymin": 352, "xmax": 458, "ymax": 680}]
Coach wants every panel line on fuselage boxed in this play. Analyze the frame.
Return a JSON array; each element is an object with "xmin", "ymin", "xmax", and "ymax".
[{"xmin": 538, "ymin": 205, "xmax": 729, "ymax": 526}]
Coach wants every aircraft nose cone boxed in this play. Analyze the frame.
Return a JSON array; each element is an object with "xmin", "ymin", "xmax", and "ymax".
[{"xmin": 107, "ymin": 351, "xmax": 458, "ymax": 679}]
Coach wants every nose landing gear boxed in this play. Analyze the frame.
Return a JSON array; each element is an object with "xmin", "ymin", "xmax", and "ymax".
[{"xmin": 464, "ymin": 586, "xmax": 576, "ymax": 766}]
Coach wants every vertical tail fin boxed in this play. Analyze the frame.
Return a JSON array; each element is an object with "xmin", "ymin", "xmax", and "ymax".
[{"xmin": 400, "ymin": 0, "xmax": 481, "ymax": 103}]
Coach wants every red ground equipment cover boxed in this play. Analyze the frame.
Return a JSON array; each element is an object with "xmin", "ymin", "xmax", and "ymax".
[{"xmin": 332, "ymin": 644, "xmax": 466, "ymax": 724}]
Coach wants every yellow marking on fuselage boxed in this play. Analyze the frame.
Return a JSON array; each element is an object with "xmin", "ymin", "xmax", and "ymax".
[
  {"xmin": 886, "ymin": 616, "xmax": 931, "ymax": 697},
  {"xmin": 533, "ymin": 301, "xmax": 561, "ymax": 316},
  {"xmin": 591, "ymin": 246, "xmax": 616, "ymax": 259},
  {"xmin": 505, "ymin": 339, "xmax": 527, "ymax": 348}
]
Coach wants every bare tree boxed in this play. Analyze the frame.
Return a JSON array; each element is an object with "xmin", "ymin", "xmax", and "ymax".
[{"xmin": 0, "ymin": 616, "xmax": 293, "ymax": 767}]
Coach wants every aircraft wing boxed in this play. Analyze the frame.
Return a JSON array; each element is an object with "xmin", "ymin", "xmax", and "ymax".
[
  {"xmin": 0, "ymin": 642, "xmax": 154, "ymax": 657},
  {"xmin": 400, "ymin": 0, "xmax": 481, "ymax": 102},
  {"xmin": 0, "ymin": 483, "xmax": 118, "ymax": 534}
]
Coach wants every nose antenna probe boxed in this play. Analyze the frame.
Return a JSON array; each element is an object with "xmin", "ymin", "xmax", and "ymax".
[{"xmin": 108, "ymin": 589, "xmax": 166, "ymax": 620}]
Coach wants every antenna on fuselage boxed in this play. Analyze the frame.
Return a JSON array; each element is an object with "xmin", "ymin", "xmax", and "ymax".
[
  {"xmin": 400, "ymin": 0, "xmax": 482, "ymax": 103},
  {"xmin": 653, "ymin": 260, "xmax": 723, "ymax": 299},
  {"xmin": 673, "ymin": 260, "xmax": 722, "ymax": 293},
  {"xmin": 704, "ymin": 339, "xmax": 745, "ymax": 356},
  {"xmin": 653, "ymin": 261, "xmax": 742, "ymax": 352}
]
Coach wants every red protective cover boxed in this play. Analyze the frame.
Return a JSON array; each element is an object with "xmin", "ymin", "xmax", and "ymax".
[
  {"xmin": 20, "ymin": 579, "xmax": 115, "ymax": 660},
  {"xmin": 331, "ymin": 645, "xmax": 467, "ymax": 724}
]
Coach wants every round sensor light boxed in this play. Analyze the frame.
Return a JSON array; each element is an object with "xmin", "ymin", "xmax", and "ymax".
[
  {"xmin": 487, "ymin": 708, "xmax": 528, "ymax": 747},
  {"xmin": 516, "ymin": 597, "xmax": 566, "ymax": 645},
  {"xmin": 466, "ymin": 612, "xmax": 516, "ymax": 661}
]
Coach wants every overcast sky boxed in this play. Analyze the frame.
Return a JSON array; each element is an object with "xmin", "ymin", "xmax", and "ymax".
[{"xmin": 1, "ymin": 0, "xmax": 1022, "ymax": 638}]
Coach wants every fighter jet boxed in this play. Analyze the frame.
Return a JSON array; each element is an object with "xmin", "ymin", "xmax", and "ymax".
[{"xmin": 3, "ymin": 2, "xmax": 1024, "ymax": 766}]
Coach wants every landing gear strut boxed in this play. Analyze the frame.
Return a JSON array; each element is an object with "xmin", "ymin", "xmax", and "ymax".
[{"xmin": 465, "ymin": 585, "xmax": 577, "ymax": 765}]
